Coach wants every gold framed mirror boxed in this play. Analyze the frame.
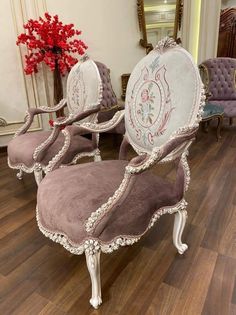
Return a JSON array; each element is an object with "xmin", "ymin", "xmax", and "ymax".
[{"xmin": 137, "ymin": 0, "xmax": 183, "ymax": 53}]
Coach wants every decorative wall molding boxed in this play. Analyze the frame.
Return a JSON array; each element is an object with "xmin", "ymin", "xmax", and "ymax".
[
  {"xmin": 198, "ymin": 0, "xmax": 221, "ymax": 64},
  {"xmin": 0, "ymin": 118, "xmax": 7, "ymax": 127},
  {"xmin": 0, "ymin": 0, "xmax": 50, "ymax": 139}
]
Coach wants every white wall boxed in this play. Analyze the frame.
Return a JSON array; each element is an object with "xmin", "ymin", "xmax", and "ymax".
[
  {"xmin": 198, "ymin": 0, "xmax": 221, "ymax": 64},
  {"xmin": 46, "ymin": 0, "xmax": 145, "ymax": 98},
  {"xmin": 0, "ymin": 0, "xmax": 145, "ymax": 146},
  {"xmin": 222, "ymin": 0, "xmax": 236, "ymax": 8},
  {"xmin": 182, "ymin": 0, "xmax": 221, "ymax": 64}
]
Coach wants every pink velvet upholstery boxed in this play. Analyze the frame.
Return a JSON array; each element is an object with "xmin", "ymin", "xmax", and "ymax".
[
  {"xmin": 8, "ymin": 131, "xmax": 93, "ymax": 168},
  {"xmin": 37, "ymin": 160, "xmax": 178, "ymax": 244}
]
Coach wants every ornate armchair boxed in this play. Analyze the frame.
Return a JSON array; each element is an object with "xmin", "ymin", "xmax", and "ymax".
[
  {"xmin": 199, "ymin": 57, "xmax": 236, "ymax": 124},
  {"xmin": 36, "ymin": 38, "xmax": 205, "ymax": 309},
  {"xmin": 7, "ymin": 58, "xmax": 124, "ymax": 184}
]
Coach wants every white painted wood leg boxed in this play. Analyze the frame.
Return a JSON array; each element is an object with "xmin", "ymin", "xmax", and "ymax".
[
  {"xmin": 94, "ymin": 150, "xmax": 102, "ymax": 162},
  {"xmin": 34, "ymin": 169, "xmax": 43, "ymax": 186},
  {"xmin": 173, "ymin": 210, "xmax": 188, "ymax": 254},
  {"xmin": 16, "ymin": 169, "xmax": 23, "ymax": 180},
  {"xmin": 85, "ymin": 251, "xmax": 102, "ymax": 309}
]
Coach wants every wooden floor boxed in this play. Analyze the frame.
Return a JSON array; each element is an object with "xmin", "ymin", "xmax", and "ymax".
[{"xmin": 0, "ymin": 124, "xmax": 236, "ymax": 315}]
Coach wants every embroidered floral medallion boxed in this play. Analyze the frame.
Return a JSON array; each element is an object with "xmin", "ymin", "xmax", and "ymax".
[{"xmin": 127, "ymin": 62, "xmax": 175, "ymax": 150}]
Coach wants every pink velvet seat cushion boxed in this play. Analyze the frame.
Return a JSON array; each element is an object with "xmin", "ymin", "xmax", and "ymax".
[
  {"xmin": 37, "ymin": 160, "xmax": 179, "ymax": 245},
  {"xmin": 8, "ymin": 131, "xmax": 94, "ymax": 168}
]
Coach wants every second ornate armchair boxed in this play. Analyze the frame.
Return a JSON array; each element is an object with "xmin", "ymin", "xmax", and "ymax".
[
  {"xmin": 199, "ymin": 57, "xmax": 236, "ymax": 124},
  {"xmin": 36, "ymin": 38, "xmax": 205, "ymax": 309},
  {"xmin": 7, "ymin": 58, "xmax": 124, "ymax": 184}
]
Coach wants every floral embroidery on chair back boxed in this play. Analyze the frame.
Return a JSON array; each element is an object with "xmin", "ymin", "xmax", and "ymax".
[
  {"xmin": 67, "ymin": 56, "xmax": 103, "ymax": 123},
  {"xmin": 125, "ymin": 38, "xmax": 204, "ymax": 155}
]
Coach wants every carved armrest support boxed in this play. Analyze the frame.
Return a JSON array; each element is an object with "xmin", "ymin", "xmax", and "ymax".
[
  {"xmin": 77, "ymin": 110, "xmax": 125, "ymax": 133},
  {"xmin": 44, "ymin": 110, "xmax": 124, "ymax": 172},
  {"xmin": 126, "ymin": 126, "xmax": 198, "ymax": 174},
  {"xmin": 85, "ymin": 126, "xmax": 198, "ymax": 233},
  {"xmin": 53, "ymin": 105, "xmax": 101, "ymax": 127},
  {"xmin": 34, "ymin": 106, "xmax": 100, "ymax": 166},
  {"xmin": 14, "ymin": 99, "xmax": 67, "ymax": 137}
]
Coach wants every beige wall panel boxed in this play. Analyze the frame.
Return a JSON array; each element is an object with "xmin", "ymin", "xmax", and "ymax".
[{"xmin": 46, "ymin": 0, "xmax": 145, "ymax": 98}]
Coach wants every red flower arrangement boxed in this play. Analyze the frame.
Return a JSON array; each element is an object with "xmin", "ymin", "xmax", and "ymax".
[{"xmin": 16, "ymin": 12, "xmax": 88, "ymax": 75}]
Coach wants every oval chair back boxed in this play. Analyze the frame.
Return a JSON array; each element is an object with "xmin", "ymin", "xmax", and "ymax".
[
  {"xmin": 66, "ymin": 57, "xmax": 103, "ymax": 124},
  {"xmin": 125, "ymin": 37, "xmax": 204, "ymax": 161}
]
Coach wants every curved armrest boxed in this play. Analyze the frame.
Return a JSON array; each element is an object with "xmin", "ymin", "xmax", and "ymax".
[
  {"xmin": 126, "ymin": 126, "xmax": 198, "ymax": 174},
  {"xmin": 85, "ymin": 125, "xmax": 198, "ymax": 234},
  {"xmin": 76, "ymin": 110, "xmax": 125, "ymax": 133},
  {"xmin": 34, "ymin": 106, "xmax": 101, "ymax": 165},
  {"xmin": 44, "ymin": 109, "xmax": 124, "ymax": 172},
  {"xmin": 53, "ymin": 105, "xmax": 101, "ymax": 128},
  {"xmin": 14, "ymin": 99, "xmax": 67, "ymax": 137}
]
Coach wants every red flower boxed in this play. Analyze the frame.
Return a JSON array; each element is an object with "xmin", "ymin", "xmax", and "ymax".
[{"xmin": 17, "ymin": 13, "xmax": 87, "ymax": 75}]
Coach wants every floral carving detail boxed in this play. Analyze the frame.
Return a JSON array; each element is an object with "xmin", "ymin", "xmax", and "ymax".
[
  {"xmin": 84, "ymin": 240, "xmax": 101, "ymax": 255},
  {"xmin": 79, "ymin": 110, "xmax": 125, "ymax": 133},
  {"xmin": 8, "ymin": 158, "xmax": 44, "ymax": 174},
  {"xmin": 154, "ymin": 36, "xmax": 178, "ymax": 53},
  {"xmin": 36, "ymin": 197, "xmax": 188, "ymax": 255}
]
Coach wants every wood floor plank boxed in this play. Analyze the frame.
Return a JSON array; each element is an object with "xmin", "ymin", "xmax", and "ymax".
[
  {"xmin": 232, "ymin": 277, "xmax": 236, "ymax": 305},
  {"xmin": 11, "ymin": 292, "xmax": 49, "ymax": 315},
  {"xmin": 39, "ymin": 302, "xmax": 67, "ymax": 315},
  {"xmin": 145, "ymin": 283, "xmax": 181, "ymax": 315},
  {"xmin": 201, "ymin": 168, "xmax": 236, "ymax": 255},
  {"xmin": 202, "ymin": 255, "xmax": 236, "ymax": 315},
  {"xmin": 164, "ymin": 223, "xmax": 205, "ymax": 288},
  {"xmin": 169, "ymin": 247, "xmax": 217, "ymax": 315}
]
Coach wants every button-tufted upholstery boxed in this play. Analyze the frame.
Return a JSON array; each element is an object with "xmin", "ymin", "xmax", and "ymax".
[
  {"xmin": 95, "ymin": 61, "xmax": 125, "ymax": 134},
  {"xmin": 200, "ymin": 58, "xmax": 236, "ymax": 118},
  {"xmin": 95, "ymin": 61, "xmax": 118, "ymax": 110}
]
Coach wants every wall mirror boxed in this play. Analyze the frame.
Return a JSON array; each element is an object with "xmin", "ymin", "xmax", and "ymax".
[{"xmin": 137, "ymin": 0, "xmax": 183, "ymax": 53}]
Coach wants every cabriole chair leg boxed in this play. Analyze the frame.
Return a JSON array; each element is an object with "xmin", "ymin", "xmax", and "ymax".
[
  {"xmin": 173, "ymin": 209, "xmax": 188, "ymax": 254},
  {"xmin": 34, "ymin": 169, "xmax": 43, "ymax": 186},
  {"xmin": 94, "ymin": 150, "xmax": 102, "ymax": 162},
  {"xmin": 85, "ymin": 251, "xmax": 102, "ymax": 309},
  {"xmin": 16, "ymin": 169, "xmax": 23, "ymax": 180}
]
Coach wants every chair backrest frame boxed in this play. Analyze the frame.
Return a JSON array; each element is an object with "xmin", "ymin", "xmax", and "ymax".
[
  {"xmin": 66, "ymin": 56, "xmax": 103, "ymax": 124},
  {"xmin": 124, "ymin": 37, "xmax": 205, "ymax": 163}
]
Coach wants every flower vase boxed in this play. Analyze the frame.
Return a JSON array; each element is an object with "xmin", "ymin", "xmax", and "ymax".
[{"xmin": 53, "ymin": 60, "xmax": 64, "ymax": 118}]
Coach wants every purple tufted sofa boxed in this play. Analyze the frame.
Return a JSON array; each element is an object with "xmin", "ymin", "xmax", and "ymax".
[
  {"xmin": 96, "ymin": 61, "xmax": 125, "ymax": 135},
  {"xmin": 199, "ymin": 57, "xmax": 236, "ymax": 120}
]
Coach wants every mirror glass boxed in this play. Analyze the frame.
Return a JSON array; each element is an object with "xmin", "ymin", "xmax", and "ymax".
[{"xmin": 144, "ymin": 0, "xmax": 177, "ymax": 47}]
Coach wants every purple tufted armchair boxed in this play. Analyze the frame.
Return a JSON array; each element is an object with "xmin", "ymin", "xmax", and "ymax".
[{"xmin": 199, "ymin": 57, "xmax": 236, "ymax": 123}]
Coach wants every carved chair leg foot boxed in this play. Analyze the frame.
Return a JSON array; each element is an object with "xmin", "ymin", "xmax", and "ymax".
[
  {"xmin": 16, "ymin": 169, "xmax": 23, "ymax": 180},
  {"xmin": 173, "ymin": 209, "xmax": 188, "ymax": 255},
  {"xmin": 85, "ymin": 251, "xmax": 102, "ymax": 309},
  {"xmin": 34, "ymin": 169, "xmax": 43, "ymax": 186},
  {"xmin": 94, "ymin": 150, "xmax": 102, "ymax": 162},
  {"xmin": 216, "ymin": 116, "xmax": 223, "ymax": 141}
]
